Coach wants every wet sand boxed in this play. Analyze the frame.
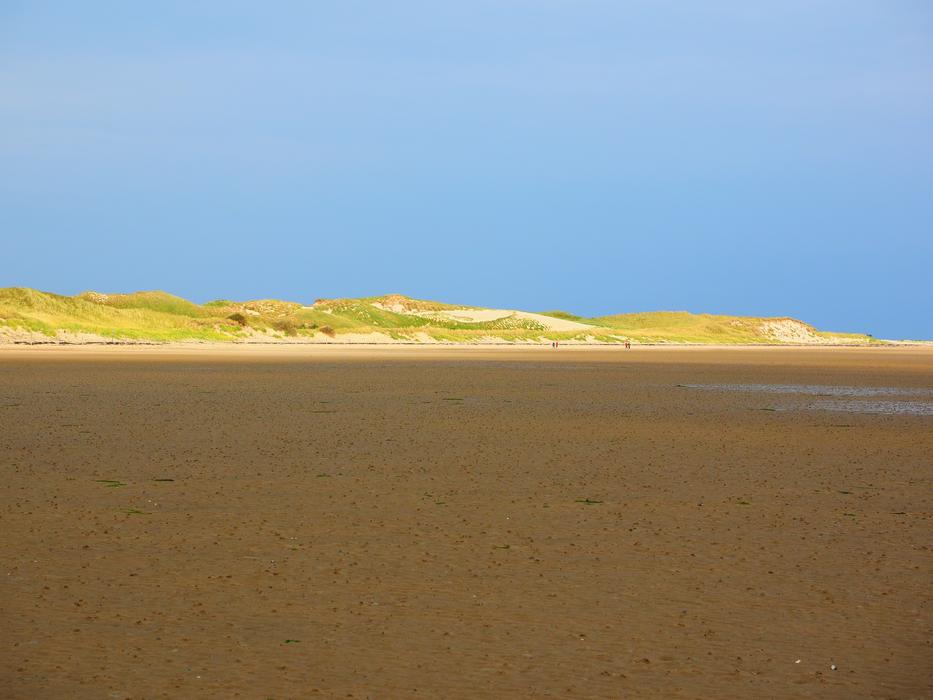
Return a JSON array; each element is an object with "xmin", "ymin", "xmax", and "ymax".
[{"xmin": 1, "ymin": 346, "xmax": 931, "ymax": 698}]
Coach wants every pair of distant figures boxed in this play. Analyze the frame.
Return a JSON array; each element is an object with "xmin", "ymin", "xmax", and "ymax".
[{"xmin": 549, "ymin": 341, "xmax": 632, "ymax": 349}]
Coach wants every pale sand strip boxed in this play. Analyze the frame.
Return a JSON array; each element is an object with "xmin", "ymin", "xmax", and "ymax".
[{"xmin": 1, "ymin": 343, "xmax": 931, "ymax": 370}]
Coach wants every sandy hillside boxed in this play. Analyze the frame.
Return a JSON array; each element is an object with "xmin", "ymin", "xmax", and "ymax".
[{"xmin": 2, "ymin": 287, "xmax": 889, "ymax": 345}]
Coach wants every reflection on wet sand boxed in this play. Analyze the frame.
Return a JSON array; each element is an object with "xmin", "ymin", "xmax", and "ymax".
[{"xmin": 679, "ymin": 383, "xmax": 933, "ymax": 415}]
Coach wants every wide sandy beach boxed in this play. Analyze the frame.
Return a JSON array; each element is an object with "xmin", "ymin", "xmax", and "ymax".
[{"xmin": 1, "ymin": 345, "xmax": 931, "ymax": 698}]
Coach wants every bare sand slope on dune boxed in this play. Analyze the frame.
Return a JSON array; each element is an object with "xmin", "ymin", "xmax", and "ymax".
[{"xmin": 370, "ymin": 302, "xmax": 598, "ymax": 332}]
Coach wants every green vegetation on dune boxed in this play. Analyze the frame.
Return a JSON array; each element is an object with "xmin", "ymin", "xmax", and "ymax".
[
  {"xmin": 538, "ymin": 310, "xmax": 589, "ymax": 323},
  {"xmin": 0, "ymin": 287, "xmax": 879, "ymax": 344},
  {"xmin": 78, "ymin": 290, "xmax": 206, "ymax": 317},
  {"xmin": 591, "ymin": 311, "xmax": 782, "ymax": 344},
  {"xmin": 538, "ymin": 308, "xmax": 880, "ymax": 344},
  {"xmin": 0, "ymin": 288, "xmax": 239, "ymax": 341}
]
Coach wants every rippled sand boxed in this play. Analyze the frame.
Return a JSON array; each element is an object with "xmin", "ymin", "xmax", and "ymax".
[{"xmin": 1, "ymin": 345, "xmax": 931, "ymax": 698}]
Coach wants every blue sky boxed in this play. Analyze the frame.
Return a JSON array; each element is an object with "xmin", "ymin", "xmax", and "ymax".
[{"xmin": 2, "ymin": 1, "xmax": 931, "ymax": 338}]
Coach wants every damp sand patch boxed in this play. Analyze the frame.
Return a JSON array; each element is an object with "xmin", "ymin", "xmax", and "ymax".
[
  {"xmin": 677, "ymin": 384, "xmax": 933, "ymax": 398},
  {"xmin": 806, "ymin": 399, "xmax": 933, "ymax": 416},
  {"xmin": 678, "ymin": 384, "xmax": 933, "ymax": 416}
]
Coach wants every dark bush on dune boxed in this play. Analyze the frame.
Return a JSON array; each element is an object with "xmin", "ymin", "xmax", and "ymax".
[
  {"xmin": 320, "ymin": 325, "xmax": 336, "ymax": 338},
  {"xmin": 227, "ymin": 312, "xmax": 248, "ymax": 326},
  {"xmin": 272, "ymin": 318, "xmax": 299, "ymax": 336}
]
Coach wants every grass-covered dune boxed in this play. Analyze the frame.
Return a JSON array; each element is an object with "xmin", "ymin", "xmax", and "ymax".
[
  {"xmin": 541, "ymin": 310, "xmax": 875, "ymax": 345},
  {"xmin": 0, "ymin": 287, "xmax": 879, "ymax": 345}
]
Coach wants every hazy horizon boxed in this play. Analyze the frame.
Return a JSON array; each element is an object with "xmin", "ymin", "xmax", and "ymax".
[{"xmin": 3, "ymin": 2, "xmax": 932, "ymax": 339}]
